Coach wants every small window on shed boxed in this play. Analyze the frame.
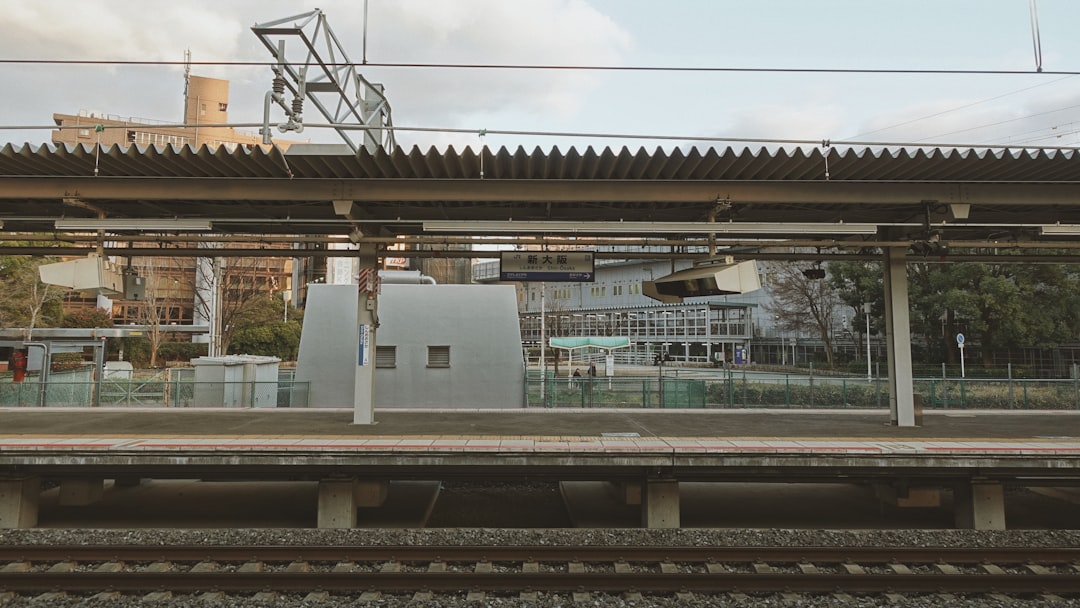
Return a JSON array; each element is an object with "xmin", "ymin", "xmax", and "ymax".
[
  {"xmin": 375, "ymin": 346, "xmax": 396, "ymax": 368},
  {"xmin": 427, "ymin": 345, "xmax": 450, "ymax": 368}
]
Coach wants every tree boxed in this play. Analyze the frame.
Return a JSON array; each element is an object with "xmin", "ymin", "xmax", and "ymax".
[
  {"xmin": 194, "ymin": 257, "xmax": 288, "ymax": 356},
  {"xmin": 763, "ymin": 262, "xmax": 843, "ymax": 366},
  {"xmin": 0, "ymin": 256, "xmax": 65, "ymax": 339},
  {"xmin": 917, "ymin": 258, "xmax": 1080, "ymax": 365},
  {"xmin": 831, "ymin": 252, "xmax": 1080, "ymax": 366},
  {"xmin": 62, "ymin": 308, "xmax": 114, "ymax": 328},
  {"xmin": 227, "ymin": 293, "xmax": 303, "ymax": 360},
  {"xmin": 134, "ymin": 261, "xmax": 169, "ymax": 368},
  {"xmin": 828, "ymin": 259, "xmax": 884, "ymax": 362}
]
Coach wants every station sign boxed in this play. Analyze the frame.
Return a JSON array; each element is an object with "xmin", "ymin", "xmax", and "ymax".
[{"xmin": 499, "ymin": 251, "xmax": 594, "ymax": 282}]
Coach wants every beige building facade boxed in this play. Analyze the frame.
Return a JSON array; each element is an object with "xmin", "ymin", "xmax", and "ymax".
[{"xmin": 52, "ymin": 76, "xmax": 298, "ymax": 151}]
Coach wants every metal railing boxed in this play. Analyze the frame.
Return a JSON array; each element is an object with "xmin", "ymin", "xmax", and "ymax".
[
  {"xmin": 0, "ymin": 378, "xmax": 309, "ymax": 408},
  {"xmin": 525, "ymin": 372, "xmax": 1080, "ymax": 410}
]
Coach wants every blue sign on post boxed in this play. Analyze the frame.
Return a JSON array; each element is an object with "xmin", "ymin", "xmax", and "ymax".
[
  {"xmin": 500, "ymin": 251, "xmax": 594, "ymax": 282},
  {"xmin": 358, "ymin": 324, "xmax": 368, "ymax": 366}
]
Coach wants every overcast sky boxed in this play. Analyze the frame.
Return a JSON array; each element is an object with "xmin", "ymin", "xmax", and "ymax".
[{"xmin": 4, "ymin": 0, "xmax": 1080, "ymax": 152}]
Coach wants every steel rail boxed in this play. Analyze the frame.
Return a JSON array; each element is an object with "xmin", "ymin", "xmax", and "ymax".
[
  {"xmin": 2, "ymin": 544, "xmax": 1079, "ymax": 564},
  {"xmin": 1, "ymin": 571, "xmax": 1079, "ymax": 595}
]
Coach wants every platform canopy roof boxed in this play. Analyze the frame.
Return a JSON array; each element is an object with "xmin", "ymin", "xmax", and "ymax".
[
  {"xmin": 548, "ymin": 337, "xmax": 632, "ymax": 351},
  {"xmin": 2, "ymin": 142, "xmax": 1080, "ymax": 255}
]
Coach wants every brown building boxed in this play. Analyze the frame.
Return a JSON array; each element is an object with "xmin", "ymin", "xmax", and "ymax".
[
  {"xmin": 51, "ymin": 75, "xmax": 300, "ymax": 349},
  {"xmin": 51, "ymin": 76, "xmax": 295, "ymax": 151}
]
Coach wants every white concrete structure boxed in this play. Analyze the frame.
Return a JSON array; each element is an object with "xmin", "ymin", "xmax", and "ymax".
[{"xmin": 296, "ymin": 283, "xmax": 525, "ymax": 409}]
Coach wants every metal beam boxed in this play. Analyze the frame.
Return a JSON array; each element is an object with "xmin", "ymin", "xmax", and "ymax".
[{"xmin": 4, "ymin": 178, "xmax": 1080, "ymax": 205}]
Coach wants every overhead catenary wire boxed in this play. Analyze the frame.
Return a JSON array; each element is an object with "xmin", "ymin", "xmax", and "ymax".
[
  {"xmin": 0, "ymin": 57, "xmax": 1075, "ymax": 76},
  {"xmin": 846, "ymin": 75, "xmax": 1076, "ymax": 140},
  {"xmin": 8, "ymin": 120, "xmax": 1080, "ymax": 152}
]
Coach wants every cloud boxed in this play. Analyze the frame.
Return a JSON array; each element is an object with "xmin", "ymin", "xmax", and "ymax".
[
  {"xmin": 718, "ymin": 104, "xmax": 843, "ymax": 145},
  {"xmin": 0, "ymin": 0, "xmax": 632, "ymax": 147}
]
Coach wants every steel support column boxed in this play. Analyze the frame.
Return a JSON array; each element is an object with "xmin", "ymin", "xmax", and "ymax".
[
  {"xmin": 353, "ymin": 243, "xmax": 378, "ymax": 425},
  {"xmin": 883, "ymin": 246, "xmax": 916, "ymax": 427}
]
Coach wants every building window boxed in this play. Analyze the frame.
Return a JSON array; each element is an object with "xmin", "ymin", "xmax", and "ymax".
[
  {"xmin": 78, "ymin": 129, "xmax": 90, "ymax": 138},
  {"xmin": 218, "ymin": 102, "xmax": 228, "ymax": 112},
  {"xmin": 375, "ymin": 346, "xmax": 396, "ymax": 368},
  {"xmin": 427, "ymin": 345, "xmax": 450, "ymax": 367}
]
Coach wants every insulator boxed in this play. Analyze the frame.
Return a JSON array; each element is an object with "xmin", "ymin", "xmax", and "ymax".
[
  {"xmin": 291, "ymin": 97, "xmax": 304, "ymax": 115},
  {"xmin": 273, "ymin": 76, "xmax": 285, "ymax": 96}
]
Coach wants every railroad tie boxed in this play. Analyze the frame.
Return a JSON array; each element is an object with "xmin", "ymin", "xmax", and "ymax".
[
  {"xmin": 798, "ymin": 563, "xmax": 819, "ymax": 574},
  {"xmin": 523, "ymin": 561, "xmax": 539, "ymax": 573},
  {"xmin": 474, "ymin": 561, "xmax": 492, "ymax": 573},
  {"xmin": 145, "ymin": 561, "xmax": 173, "ymax": 572},
  {"xmin": 190, "ymin": 561, "xmax": 217, "ymax": 573},
  {"xmin": 0, "ymin": 562, "xmax": 30, "ymax": 573},
  {"xmin": 752, "ymin": 562, "xmax": 772, "ymax": 574},
  {"xmin": 1026, "ymin": 564, "xmax": 1053, "ymax": 575},
  {"xmin": 428, "ymin": 560, "xmax": 446, "ymax": 572},
  {"xmin": 47, "ymin": 561, "xmax": 76, "ymax": 572},
  {"xmin": 359, "ymin": 591, "xmax": 382, "ymax": 601},
  {"xmin": 615, "ymin": 561, "xmax": 632, "ymax": 574},
  {"xmin": 332, "ymin": 561, "xmax": 355, "ymax": 572},
  {"xmin": 253, "ymin": 591, "xmax": 279, "ymax": 602},
  {"xmin": 303, "ymin": 591, "xmax": 330, "ymax": 603},
  {"xmin": 706, "ymin": 562, "xmax": 727, "ymax": 574},
  {"xmin": 412, "ymin": 591, "xmax": 434, "ymax": 602},
  {"xmin": 143, "ymin": 591, "xmax": 173, "ymax": 601},
  {"xmin": 572, "ymin": 591, "xmax": 591, "ymax": 603},
  {"xmin": 238, "ymin": 561, "xmax": 263, "ymax": 573},
  {"xmin": 286, "ymin": 560, "xmax": 310, "ymax": 572},
  {"xmin": 842, "ymin": 563, "xmax": 866, "ymax": 575},
  {"xmin": 889, "ymin": 563, "xmax": 912, "ymax": 575},
  {"xmin": 198, "ymin": 592, "xmax": 225, "ymax": 602},
  {"xmin": 660, "ymin": 561, "xmax": 678, "ymax": 574},
  {"xmin": 380, "ymin": 561, "xmax": 401, "ymax": 573},
  {"xmin": 466, "ymin": 590, "xmax": 487, "ymax": 602},
  {"xmin": 519, "ymin": 590, "xmax": 538, "ymax": 601},
  {"xmin": 33, "ymin": 592, "xmax": 67, "ymax": 603},
  {"xmin": 934, "ymin": 563, "xmax": 960, "ymax": 575},
  {"xmin": 94, "ymin": 561, "xmax": 124, "ymax": 573},
  {"xmin": 981, "ymin": 564, "xmax": 1006, "ymax": 575},
  {"xmin": 569, "ymin": 561, "xmax": 585, "ymax": 574}
]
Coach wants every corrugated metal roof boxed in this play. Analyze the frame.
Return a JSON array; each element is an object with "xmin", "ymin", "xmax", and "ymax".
[
  {"xmin": 3, "ymin": 142, "xmax": 1080, "ymax": 182},
  {"xmin": 3, "ymin": 142, "xmax": 1080, "ymax": 243}
]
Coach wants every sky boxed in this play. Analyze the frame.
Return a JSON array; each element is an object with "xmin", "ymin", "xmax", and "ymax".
[{"xmin": 4, "ymin": 0, "xmax": 1080, "ymax": 153}]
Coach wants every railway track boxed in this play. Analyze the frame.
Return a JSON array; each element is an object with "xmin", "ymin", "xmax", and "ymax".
[{"xmin": 2, "ymin": 544, "xmax": 1079, "ymax": 600}]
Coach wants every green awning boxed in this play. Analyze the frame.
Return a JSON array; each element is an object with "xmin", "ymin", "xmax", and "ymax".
[{"xmin": 548, "ymin": 336, "xmax": 631, "ymax": 350}]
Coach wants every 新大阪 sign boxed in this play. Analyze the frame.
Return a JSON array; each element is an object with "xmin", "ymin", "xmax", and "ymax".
[{"xmin": 500, "ymin": 251, "xmax": 594, "ymax": 282}]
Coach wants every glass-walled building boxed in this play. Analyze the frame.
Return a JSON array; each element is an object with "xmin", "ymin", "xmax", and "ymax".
[{"xmin": 476, "ymin": 258, "xmax": 761, "ymax": 365}]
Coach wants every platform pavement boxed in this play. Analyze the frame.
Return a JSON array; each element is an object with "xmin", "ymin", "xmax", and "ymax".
[
  {"xmin": 0, "ymin": 407, "xmax": 1077, "ymax": 440},
  {"xmin": 2, "ymin": 407, "xmax": 1079, "ymax": 530}
]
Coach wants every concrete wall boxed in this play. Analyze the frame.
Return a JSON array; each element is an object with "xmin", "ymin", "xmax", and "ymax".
[{"xmin": 296, "ymin": 284, "xmax": 525, "ymax": 408}]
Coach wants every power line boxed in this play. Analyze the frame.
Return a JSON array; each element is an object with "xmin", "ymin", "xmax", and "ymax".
[
  {"xmin": 915, "ymin": 101, "xmax": 1080, "ymax": 143},
  {"xmin": 0, "ymin": 57, "xmax": 1076, "ymax": 76},
  {"xmin": 846, "ymin": 75, "xmax": 1076, "ymax": 140},
  {"xmin": 8, "ymin": 121, "xmax": 1080, "ymax": 152}
]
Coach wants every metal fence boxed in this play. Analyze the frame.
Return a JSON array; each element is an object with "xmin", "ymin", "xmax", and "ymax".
[
  {"xmin": 525, "ymin": 372, "xmax": 1080, "ymax": 410},
  {"xmin": 0, "ymin": 375, "xmax": 309, "ymax": 408}
]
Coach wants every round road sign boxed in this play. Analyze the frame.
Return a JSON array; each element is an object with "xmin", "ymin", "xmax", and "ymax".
[{"xmin": 956, "ymin": 333, "xmax": 965, "ymax": 345}]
